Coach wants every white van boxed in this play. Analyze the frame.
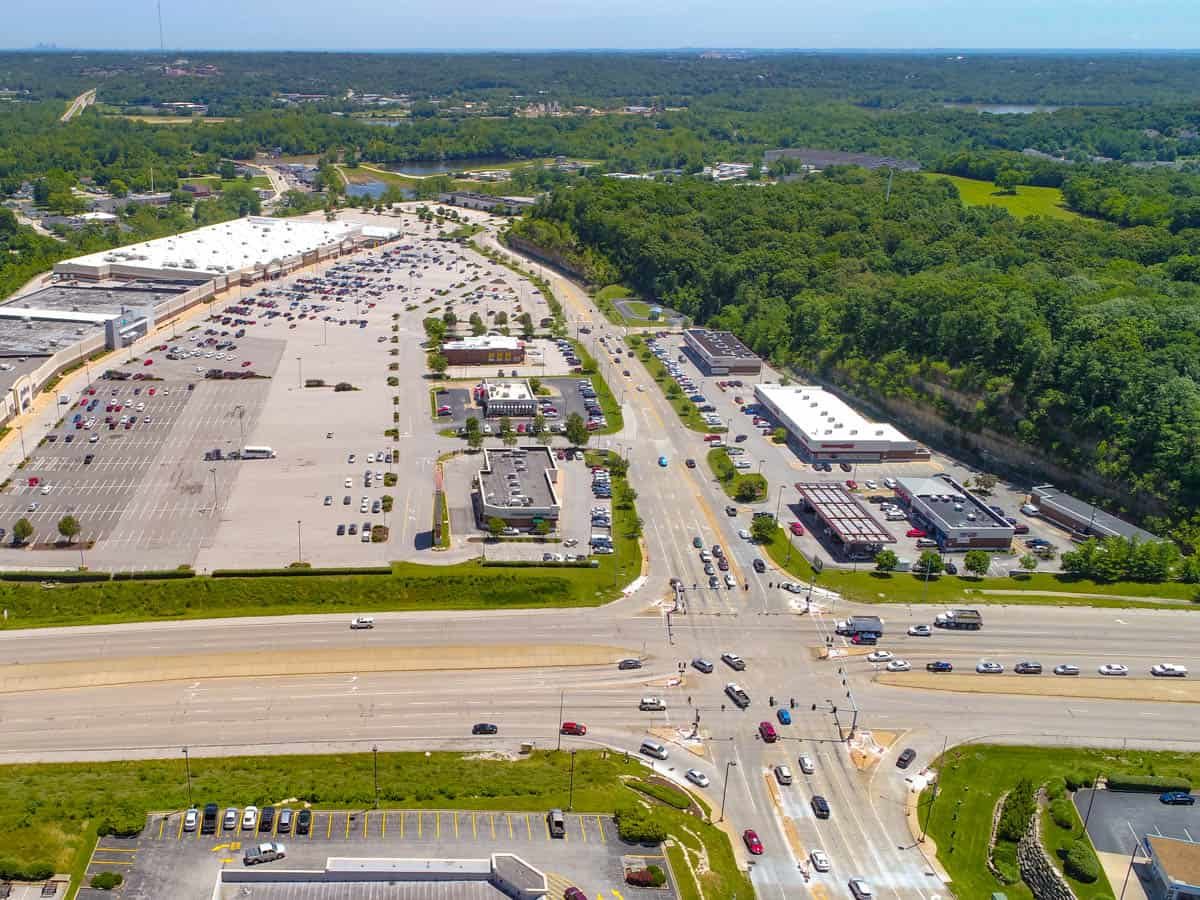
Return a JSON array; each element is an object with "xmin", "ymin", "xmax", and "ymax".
[
  {"xmin": 639, "ymin": 739, "xmax": 669, "ymax": 760},
  {"xmin": 638, "ymin": 696, "xmax": 666, "ymax": 711}
]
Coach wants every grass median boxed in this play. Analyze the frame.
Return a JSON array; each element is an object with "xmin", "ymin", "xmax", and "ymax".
[
  {"xmin": 627, "ymin": 336, "xmax": 718, "ymax": 433},
  {"xmin": 0, "ymin": 749, "xmax": 748, "ymax": 900},
  {"xmin": 917, "ymin": 744, "xmax": 1200, "ymax": 899},
  {"xmin": 706, "ymin": 448, "xmax": 767, "ymax": 502}
]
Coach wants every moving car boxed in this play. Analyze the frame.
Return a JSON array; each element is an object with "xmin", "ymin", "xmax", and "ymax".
[
  {"xmin": 244, "ymin": 842, "xmax": 286, "ymax": 865},
  {"xmin": 721, "ymin": 652, "xmax": 746, "ymax": 671},
  {"xmin": 926, "ymin": 661, "xmax": 954, "ymax": 673},
  {"xmin": 867, "ymin": 650, "xmax": 893, "ymax": 663},
  {"xmin": 774, "ymin": 764, "xmax": 794, "ymax": 785},
  {"xmin": 1151, "ymin": 663, "xmax": 1189, "ymax": 677},
  {"xmin": 976, "ymin": 660, "xmax": 1004, "ymax": 674},
  {"xmin": 849, "ymin": 878, "xmax": 874, "ymax": 899},
  {"xmin": 789, "ymin": 521, "xmax": 805, "ymax": 535},
  {"xmin": 907, "ymin": 624, "xmax": 932, "ymax": 637},
  {"xmin": 692, "ymin": 658, "xmax": 714, "ymax": 673},
  {"xmin": 759, "ymin": 721, "xmax": 778, "ymax": 743},
  {"xmin": 658, "ymin": 456, "xmax": 668, "ymax": 467},
  {"xmin": 777, "ymin": 708, "xmax": 792, "ymax": 725},
  {"xmin": 1014, "ymin": 661, "xmax": 1043, "ymax": 675},
  {"xmin": 560, "ymin": 722, "xmax": 587, "ymax": 736},
  {"xmin": 811, "ymin": 795, "xmax": 831, "ymax": 818},
  {"xmin": 350, "ymin": 616, "xmax": 375, "ymax": 629},
  {"xmin": 886, "ymin": 659, "xmax": 911, "ymax": 672},
  {"xmin": 743, "ymin": 829, "xmax": 764, "ymax": 855},
  {"xmin": 1054, "ymin": 664, "xmax": 1081, "ymax": 676},
  {"xmin": 686, "ymin": 458, "xmax": 696, "ymax": 468},
  {"xmin": 810, "ymin": 849, "xmax": 831, "ymax": 872},
  {"xmin": 1099, "ymin": 663, "xmax": 1129, "ymax": 676},
  {"xmin": 472, "ymin": 723, "xmax": 498, "ymax": 735},
  {"xmin": 618, "ymin": 658, "xmax": 643, "ymax": 670},
  {"xmin": 686, "ymin": 769, "xmax": 710, "ymax": 788},
  {"xmin": 798, "ymin": 754, "xmax": 815, "ymax": 774},
  {"xmin": 896, "ymin": 748, "xmax": 917, "ymax": 769}
]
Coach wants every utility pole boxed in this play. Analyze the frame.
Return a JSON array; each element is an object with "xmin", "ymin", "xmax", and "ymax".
[
  {"xmin": 1118, "ymin": 837, "xmax": 1140, "ymax": 899},
  {"xmin": 296, "ymin": 519, "xmax": 303, "ymax": 563},
  {"xmin": 556, "ymin": 690, "xmax": 565, "ymax": 751},
  {"xmin": 296, "ymin": 356, "xmax": 303, "ymax": 389},
  {"xmin": 718, "ymin": 760, "xmax": 738, "ymax": 822},
  {"xmin": 181, "ymin": 746, "xmax": 193, "ymax": 807}
]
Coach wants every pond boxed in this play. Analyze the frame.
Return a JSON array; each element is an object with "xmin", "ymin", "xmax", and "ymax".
[
  {"xmin": 943, "ymin": 103, "xmax": 1062, "ymax": 115},
  {"xmin": 345, "ymin": 181, "xmax": 415, "ymax": 200},
  {"xmin": 385, "ymin": 156, "xmax": 523, "ymax": 176}
]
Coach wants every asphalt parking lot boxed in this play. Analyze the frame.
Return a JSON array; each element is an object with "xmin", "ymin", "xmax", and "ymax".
[
  {"xmin": 83, "ymin": 809, "xmax": 674, "ymax": 900},
  {"xmin": 1077, "ymin": 788, "xmax": 1200, "ymax": 855}
]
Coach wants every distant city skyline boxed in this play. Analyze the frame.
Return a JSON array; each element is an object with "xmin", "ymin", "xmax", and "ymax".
[{"xmin": 4, "ymin": 0, "xmax": 1199, "ymax": 51}]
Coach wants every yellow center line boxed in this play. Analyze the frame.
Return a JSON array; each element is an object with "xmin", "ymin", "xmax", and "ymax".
[
  {"xmin": 362, "ymin": 811, "xmax": 368, "ymax": 839},
  {"xmin": 472, "ymin": 813, "xmax": 477, "ymax": 840},
  {"xmin": 418, "ymin": 812, "xmax": 423, "ymax": 838},
  {"xmin": 326, "ymin": 813, "xmax": 332, "ymax": 839}
]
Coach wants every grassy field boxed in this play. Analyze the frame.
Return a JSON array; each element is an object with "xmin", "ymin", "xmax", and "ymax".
[
  {"xmin": 917, "ymin": 745, "xmax": 1199, "ymax": 899},
  {"xmin": 706, "ymin": 448, "xmax": 767, "ymax": 501},
  {"xmin": 929, "ymin": 174, "xmax": 1082, "ymax": 221},
  {"xmin": 0, "ymin": 748, "xmax": 747, "ymax": 900},
  {"xmin": 758, "ymin": 523, "xmax": 1198, "ymax": 609},
  {"xmin": 594, "ymin": 283, "xmax": 635, "ymax": 324},
  {"xmin": 105, "ymin": 114, "xmax": 236, "ymax": 125}
]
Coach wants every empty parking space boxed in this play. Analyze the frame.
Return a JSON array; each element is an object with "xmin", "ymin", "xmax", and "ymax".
[{"xmin": 1078, "ymin": 789, "xmax": 1200, "ymax": 855}]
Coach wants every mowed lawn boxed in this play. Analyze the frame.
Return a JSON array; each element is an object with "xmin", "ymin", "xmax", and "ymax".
[{"xmin": 929, "ymin": 174, "xmax": 1082, "ymax": 221}]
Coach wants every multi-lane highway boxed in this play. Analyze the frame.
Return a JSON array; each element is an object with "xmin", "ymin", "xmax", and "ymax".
[{"xmin": 3, "ymin": 222, "xmax": 1197, "ymax": 898}]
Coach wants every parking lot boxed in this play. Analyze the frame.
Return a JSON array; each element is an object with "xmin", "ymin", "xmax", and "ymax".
[
  {"xmin": 81, "ymin": 808, "xmax": 674, "ymax": 900},
  {"xmin": 1077, "ymin": 788, "xmax": 1200, "ymax": 855}
]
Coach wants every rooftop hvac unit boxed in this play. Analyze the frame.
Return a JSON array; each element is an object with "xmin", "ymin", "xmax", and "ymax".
[{"xmin": 875, "ymin": 429, "xmax": 884, "ymax": 436}]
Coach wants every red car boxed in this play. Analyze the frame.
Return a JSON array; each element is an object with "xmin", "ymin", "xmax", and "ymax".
[
  {"xmin": 148, "ymin": 388, "xmax": 156, "ymax": 396},
  {"xmin": 143, "ymin": 359, "xmax": 153, "ymax": 366},
  {"xmin": 845, "ymin": 479, "xmax": 858, "ymax": 490},
  {"xmin": 27, "ymin": 477, "xmax": 39, "ymax": 487},
  {"xmin": 906, "ymin": 528, "xmax": 927, "ymax": 538},
  {"xmin": 789, "ymin": 521, "xmax": 805, "ymax": 536},
  {"xmin": 560, "ymin": 722, "xmax": 587, "ymax": 736},
  {"xmin": 758, "ymin": 722, "xmax": 778, "ymax": 743},
  {"xmin": 241, "ymin": 360, "xmax": 253, "ymax": 367},
  {"xmin": 564, "ymin": 889, "xmax": 588, "ymax": 900},
  {"xmin": 703, "ymin": 434, "xmax": 722, "ymax": 443},
  {"xmin": 743, "ymin": 829, "xmax": 764, "ymax": 855}
]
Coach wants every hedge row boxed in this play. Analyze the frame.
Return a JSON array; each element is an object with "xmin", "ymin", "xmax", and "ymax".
[
  {"xmin": 481, "ymin": 559, "xmax": 595, "ymax": 569},
  {"xmin": 0, "ymin": 571, "xmax": 109, "ymax": 583},
  {"xmin": 210, "ymin": 566, "xmax": 394, "ymax": 578},
  {"xmin": 112, "ymin": 570, "xmax": 196, "ymax": 581},
  {"xmin": 1107, "ymin": 774, "xmax": 1192, "ymax": 793}
]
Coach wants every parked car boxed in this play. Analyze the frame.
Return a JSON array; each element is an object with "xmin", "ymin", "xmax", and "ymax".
[
  {"xmin": 1160, "ymin": 792, "xmax": 1196, "ymax": 805},
  {"xmin": 686, "ymin": 769, "xmax": 710, "ymax": 788},
  {"xmin": 896, "ymin": 748, "xmax": 917, "ymax": 769}
]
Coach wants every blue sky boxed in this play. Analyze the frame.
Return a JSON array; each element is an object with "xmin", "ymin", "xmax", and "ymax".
[{"xmin": 5, "ymin": 0, "xmax": 1198, "ymax": 50}]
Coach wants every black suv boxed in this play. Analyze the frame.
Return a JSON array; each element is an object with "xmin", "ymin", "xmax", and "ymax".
[
  {"xmin": 811, "ymin": 795, "xmax": 831, "ymax": 819},
  {"xmin": 692, "ymin": 658, "xmax": 714, "ymax": 674},
  {"xmin": 472, "ymin": 723, "xmax": 498, "ymax": 735},
  {"xmin": 258, "ymin": 806, "xmax": 275, "ymax": 833},
  {"xmin": 297, "ymin": 809, "xmax": 312, "ymax": 835},
  {"xmin": 752, "ymin": 558, "xmax": 766, "ymax": 574},
  {"xmin": 897, "ymin": 748, "xmax": 917, "ymax": 769}
]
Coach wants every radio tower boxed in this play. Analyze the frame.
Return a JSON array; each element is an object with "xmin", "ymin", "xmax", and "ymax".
[{"xmin": 157, "ymin": 1, "xmax": 165, "ymax": 53}]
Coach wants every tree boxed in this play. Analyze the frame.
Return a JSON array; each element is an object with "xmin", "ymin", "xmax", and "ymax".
[
  {"xmin": 972, "ymin": 473, "xmax": 998, "ymax": 495},
  {"xmin": 1019, "ymin": 552, "xmax": 1039, "ymax": 572},
  {"xmin": 428, "ymin": 353, "xmax": 448, "ymax": 376},
  {"xmin": 499, "ymin": 417, "xmax": 517, "ymax": 447},
  {"xmin": 218, "ymin": 160, "xmax": 237, "ymax": 180},
  {"xmin": 875, "ymin": 549, "xmax": 898, "ymax": 572},
  {"xmin": 750, "ymin": 516, "xmax": 775, "ymax": 544},
  {"xmin": 487, "ymin": 517, "xmax": 506, "ymax": 538},
  {"xmin": 464, "ymin": 416, "xmax": 484, "ymax": 451},
  {"xmin": 442, "ymin": 310, "xmax": 457, "ymax": 327},
  {"xmin": 735, "ymin": 480, "xmax": 760, "ymax": 502},
  {"xmin": 994, "ymin": 168, "xmax": 1022, "ymax": 194},
  {"xmin": 626, "ymin": 516, "xmax": 644, "ymax": 539},
  {"xmin": 495, "ymin": 311, "xmax": 509, "ymax": 326},
  {"xmin": 564, "ymin": 412, "xmax": 589, "ymax": 448},
  {"xmin": 772, "ymin": 427, "xmax": 787, "ymax": 444},
  {"xmin": 57, "ymin": 515, "xmax": 80, "ymax": 544},
  {"xmin": 533, "ymin": 519, "xmax": 551, "ymax": 536},
  {"xmin": 963, "ymin": 549, "xmax": 991, "ymax": 578},
  {"xmin": 12, "ymin": 517, "xmax": 33, "ymax": 545},
  {"xmin": 528, "ymin": 376, "xmax": 541, "ymax": 394},
  {"xmin": 422, "ymin": 317, "xmax": 447, "ymax": 344},
  {"xmin": 917, "ymin": 549, "xmax": 943, "ymax": 574}
]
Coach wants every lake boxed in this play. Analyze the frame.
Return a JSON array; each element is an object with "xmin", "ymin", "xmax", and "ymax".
[
  {"xmin": 345, "ymin": 181, "xmax": 415, "ymax": 200},
  {"xmin": 385, "ymin": 156, "xmax": 523, "ymax": 176}
]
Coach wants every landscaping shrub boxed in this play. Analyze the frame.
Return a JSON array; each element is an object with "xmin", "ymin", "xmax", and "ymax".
[
  {"xmin": 615, "ymin": 803, "xmax": 666, "ymax": 844},
  {"xmin": 991, "ymin": 840, "xmax": 1021, "ymax": 884},
  {"xmin": 630, "ymin": 779, "xmax": 692, "ymax": 810},
  {"xmin": 1062, "ymin": 838, "xmax": 1101, "ymax": 883},
  {"xmin": 0, "ymin": 858, "xmax": 54, "ymax": 880},
  {"xmin": 0, "ymin": 570, "xmax": 110, "ymax": 583},
  {"xmin": 1045, "ymin": 776, "xmax": 1067, "ymax": 801},
  {"xmin": 625, "ymin": 865, "xmax": 667, "ymax": 887},
  {"xmin": 211, "ymin": 567, "xmax": 392, "ymax": 578},
  {"xmin": 996, "ymin": 779, "xmax": 1037, "ymax": 842},
  {"xmin": 1065, "ymin": 771, "xmax": 1096, "ymax": 791},
  {"xmin": 1106, "ymin": 774, "xmax": 1191, "ymax": 793},
  {"xmin": 90, "ymin": 872, "xmax": 124, "ymax": 890},
  {"xmin": 1049, "ymin": 798, "xmax": 1075, "ymax": 829},
  {"xmin": 113, "ymin": 569, "xmax": 196, "ymax": 581},
  {"xmin": 334, "ymin": 382, "xmax": 356, "ymax": 392}
]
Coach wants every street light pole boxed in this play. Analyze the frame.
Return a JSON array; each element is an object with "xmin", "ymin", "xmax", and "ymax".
[
  {"xmin": 296, "ymin": 519, "xmax": 303, "ymax": 563},
  {"xmin": 718, "ymin": 760, "xmax": 738, "ymax": 822},
  {"xmin": 918, "ymin": 736, "xmax": 949, "ymax": 843},
  {"xmin": 568, "ymin": 750, "xmax": 577, "ymax": 811},
  {"xmin": 16, "ymin": 425, "xmax": 25, "ymax": 460},
  {"xmin": 556, "ymin": 690, "xmax": 565, "ymax": 751},
  {"xmin": 296, "ymin": 356, "xmax": 302, "ymax": 389},
  {"xmin": 372, "ymin": 745, "xmax": 379, "ymax": 809},
  {"xmin": 181, "ymin": 746, "xmax": 193, "ymax": 807}
]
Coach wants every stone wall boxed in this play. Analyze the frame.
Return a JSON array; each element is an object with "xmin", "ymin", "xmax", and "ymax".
[
  {"xmin": 1017, "ymin": 791, "xmax": 1078, "ymax": 900},
  {"xmin": 986, "ymin": 791, "xmax": 1010, "ymax": 883}
]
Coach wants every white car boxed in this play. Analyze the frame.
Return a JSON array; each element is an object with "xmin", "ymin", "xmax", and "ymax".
[
  {"xmin": 1099, "ymin": 663, "xmax": 1129, "ymax": 676},
  {"xmin": 866, "ymin": 650, "xmax": 893, "ymax": 663},
  {"xmin": 241, "ymin": 806, "xmax": 259, "ymax": 830},
  {"xmin": 864, "ymin": 480, "xmax": 878, "ymax": 490},
  {"xmin": 810, "ymin": 849, "xmax": 831, "ymax": 872},
  {"xmin": 344, "ymin": 478, "xmax": 353, "ymax": 489},
  {"xmin": 907, "ymin": 624, "xmax": 932, "ymax": 637},
  {"xmin": 885, "ymin": 659, "xmax": 911, "ymax": 672},
  {"xmin": 1151, "ymin": 663, "xmax": 1188, "ymax": 678},
  {"xmin": 685, "ymin": 769, "xmax": 710, "ymax": 788},
  {"xmin": 976, "ymin": 660, "xmax": 1004, "ymax": 674},
  {"xmin": 349, "ymin": 616, "xmax": 375, "ymax": 630},
  {"xmin": 738, "ymin": 529, "xmax": 751, "ymax": 540},
  {"xmin": 798, "ymin": 754, "xmax": 815, "ymax": 774},
  {"xmin": 183, "ymin": 807, "xmax": 199, "ymax": 831}
]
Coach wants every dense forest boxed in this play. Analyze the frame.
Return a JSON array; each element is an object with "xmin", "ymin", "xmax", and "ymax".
[
  {"xmin": 510, "ymin": 173, "xmax": 1200, "ymax": 544},
  {"xmin": 5, "ymin": 51, "xmax": 1200, "ymax": 111}
]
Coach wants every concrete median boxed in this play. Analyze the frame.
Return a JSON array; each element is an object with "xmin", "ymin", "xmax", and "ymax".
[{"xmin": 0, "ymin": 643, "xmax": 632, "ymax": 693}]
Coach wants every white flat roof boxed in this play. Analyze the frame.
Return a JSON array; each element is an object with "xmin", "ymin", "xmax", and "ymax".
[
  {"xmin": 756, "ymin": 383, "xmax": 913, "ymax": 446},
  {"xmin": 483, "ymin": 379, "xmax": 533, "ymax": 401},
  {"xmin": 57, "ymin": 217, "xmax": 364, "ymax": 278},
  {"xmin": 445, "ymin": 335, "xmax": 523, "ymax": 351}
]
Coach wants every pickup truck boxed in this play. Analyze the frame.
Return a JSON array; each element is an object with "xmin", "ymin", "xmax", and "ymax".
[
  {"xmin": 725, "ymin": 682, "xmax": 751, "ymax": 709},
  {"xmin": 244, "ymin": 842, "xmax": 286, "ymax": 865}
]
